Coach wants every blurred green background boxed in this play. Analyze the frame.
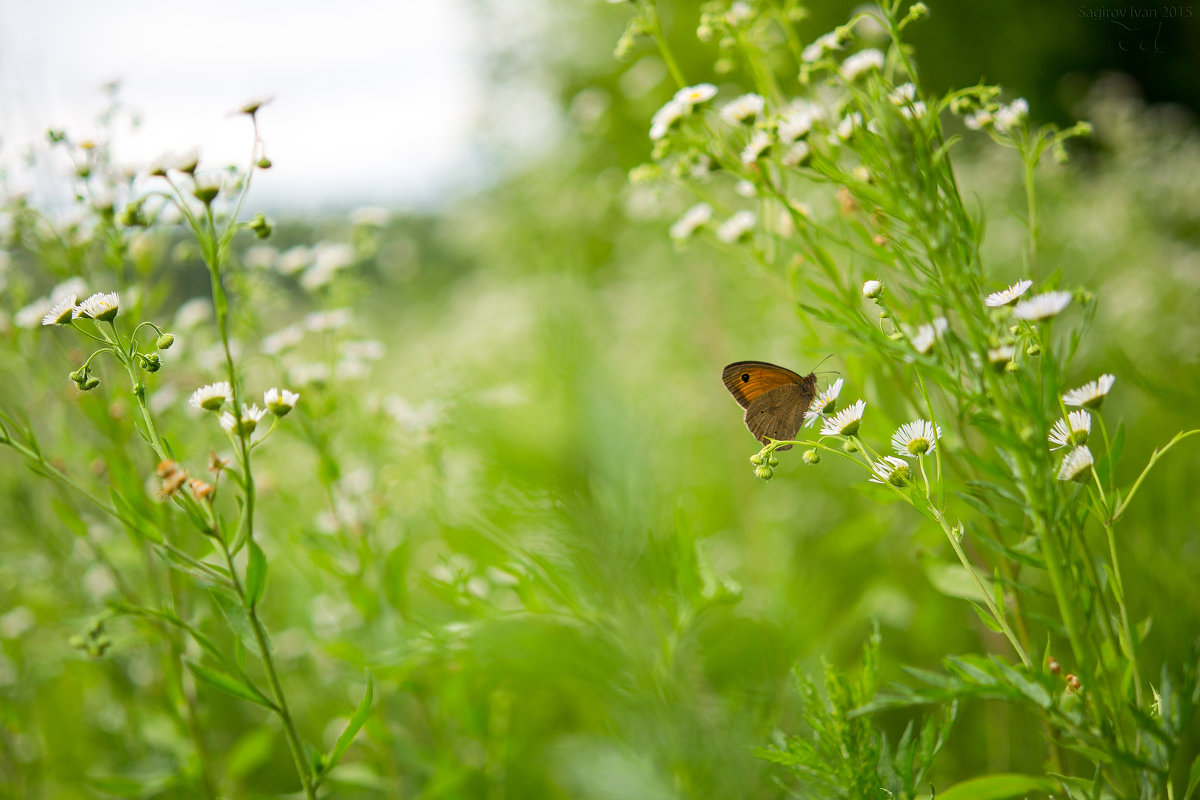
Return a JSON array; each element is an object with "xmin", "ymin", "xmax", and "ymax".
[{"xmin": 2, "ymin": 1, "xmax": 1199, "ymax": 797}]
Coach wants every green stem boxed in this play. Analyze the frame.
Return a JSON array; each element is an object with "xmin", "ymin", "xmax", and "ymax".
[
  {"xmin": 647, "ymin": 1, "xmax": 686, "ymax": 88},
  {"xmin": 217, "ymin": 538, "xmax": 315, "ymax": 799}
]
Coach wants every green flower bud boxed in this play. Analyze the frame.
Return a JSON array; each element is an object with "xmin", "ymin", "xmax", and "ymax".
[
  {"xmin": 750, "ymin": 453, "xmax": 765, "ymax": 466},
  {"xmin": 1004, "ymin": 361, "xmax": 1019, "ymax": 373},
  {"xmin": 1025, "ymin": 343, "xmax": 1041, "ymax": 357},
  {"xmin": 767, "ymin": 455, "xmax": 779, "ymax": 467},
  {"xmin": 257, "ymin": 157, "xmax": 272, "ymax": 170},
  {"xmin": 754, "ymin": 465, "xmax": 774, "ymax": 480},
  {"xmin": 842, "ymin": 439, "xmax": 859, "ymax": 453},
  {"xmin": 69, "ymin": 369, "xmax": 86, "ymax": 385},
  {"xmin": 142, "ymin": 353, "xmax": 162, "ymax": 373},
  {"xmin": 82, "ymin": 377, "xmax": 101, "ymax": 391},
  {"xmin": 803, "ymin": 449, "xmax": 820, "ymax": 464},
  {"xmin": 156, "ymin": 333, "xmax": 175, "ymax": 350}
]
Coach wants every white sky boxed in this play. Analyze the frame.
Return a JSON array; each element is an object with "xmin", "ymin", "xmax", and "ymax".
[{"xmin": 0, "ymin": 0, "xmax": 485, "ymax": 211}]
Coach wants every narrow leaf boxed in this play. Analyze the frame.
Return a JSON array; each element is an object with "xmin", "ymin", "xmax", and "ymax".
[
  {"xmin": 246, "ymin": 540, "xmax": 268, "ymax": 608},
  {"xmin": 320, "ymin": 674, "xmax": 375, "ymax": 779},
  {"xmin": 936, "ymin": 773, "xmax": 1059, "ymax": 800},
  {"xmin": 186, "ymin": 661, "xmax": 275, "ymax": 709}
]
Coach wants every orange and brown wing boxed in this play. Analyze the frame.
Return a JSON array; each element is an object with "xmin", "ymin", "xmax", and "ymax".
[
  {"xmin": 743, "ymin": 381, "xmax": 816, "ymax": 451},
  {"xmin": 722, "ymin": 361, "xmax": 810, "ymax": 410}
]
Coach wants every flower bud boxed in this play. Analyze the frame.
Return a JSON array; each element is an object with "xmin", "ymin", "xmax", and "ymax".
[
  {"xmin": 750, "ymin": 453, "xmax": 765, "ymax": 466},
  {"xmin": 754, "ymin": 465, "xmax": 774, "ymax": 480},
  {"xmin": 82, "ymin": 377, "xmax": 101, "ymax": 391},
  {"xmin": 767, "ymin": 455, "xmax": 779, "ymax": 467},
  {"xmin": 142, "ymin": 353, "xmax": 162, "ymax": 373},
  {"xmin": 862, "ymin": 279, "xmax": 883, "ymax": 299},
  {"xmin": 842, "ymin": 439, "xmax": 859, "ymax": 453},
  {"xmin": 156, "ymin": 333, "xmax": 175, "ymax": 350},
  {"xmin": 257, "ymin": 157, "xmax": 273, "ymax": 170},
  {"xmin": 803, "ymin": 449, "xmax": 820, "ymax": 464},
  {"xmin": 192, "ymin": 173, "xmax": 222, "ymax": 205}
]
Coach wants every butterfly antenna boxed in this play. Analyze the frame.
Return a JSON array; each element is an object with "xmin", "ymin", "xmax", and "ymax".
[{"xmin": 810, "ymin": 353, "xmax": 835, "ymax": 373}]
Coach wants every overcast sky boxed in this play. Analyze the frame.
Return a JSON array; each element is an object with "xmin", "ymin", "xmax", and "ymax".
[{"xmin": 0, "ymin": 0, "xmax": 487, "ymax": 211}]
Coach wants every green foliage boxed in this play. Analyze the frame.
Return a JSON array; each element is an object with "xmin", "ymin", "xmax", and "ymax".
[{"xmin": 1, "ymin": 2, "xmax": 1199, "ymax": 799}]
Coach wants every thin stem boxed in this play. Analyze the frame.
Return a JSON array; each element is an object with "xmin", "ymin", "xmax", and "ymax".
[
  {"xmin": 216, "ymin": 537, "xmax": 315, "ymax": 799},
  {"xmin": 647, "ymin": 1, "xmax": 686, "ymax": 88}
]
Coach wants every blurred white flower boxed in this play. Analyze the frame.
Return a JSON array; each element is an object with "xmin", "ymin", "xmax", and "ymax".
[
  {"xmin": 781, "ymin": 140, "xmax": 811, "ymax": 167},
  {"xmin": 669, "ymin": 203, "xmax": 712, "ymax": 240},
  {"xmin": 741, "ymin": 130, "xmax": 773, "ymax": 164},
  {"xmin": 1012, "ymin": 290, "xmax": 1072, "ymax": 320},
  {"xmin": 995, "ymin": 98, "xmax": 1029, "ymax": 133},
  {"xmin": 716, "ymin": 210, "xmax": 756, "ymax": 243},
  {"xmin": 277, "ymin": 245, "xmax": 313, "ymax": 276},
  {"xmin": 175, "ymin": 297, "xmax": 213, "ymax": 329},
  {"xmin": 264, "ymin": 387, "xmax": 300, "ymax": 416},
  {"xmin": 802, "ymin": 32, "xmax": 843, "ymax": 62},
  {"xmin": 220, "ymin": 404, "xmax": 267, "ymax": 435},
  {"xmin": 910, "ymin": 317, "xmax": 948, "ymax": 354},
  {"xmin": 674, "ymin": 83, "xmax": 718, "ymax": 107},
  {"xmin": 243, "ymin": 245, "xmax": 278, "ymax": 270},
  {"xmin": 304, "ymin": 308, "xmax": 352, "ymax": 332},
  {"xmin": 650, "ymin": 98, "xmax": 687, "ymax": 140},
  {"xmin": 341, "ymin": 340, "xmax": 386, "ymax": 361},
  {"xmin": 262, "ymin": 324, "xmax": 305, "ymax": 355},
  {"xmin": 889, "ymin": 83, "xmax": 917, "ymax": 105},
  {"xmin": 777, "ymin": 106, "xmax": 817, "ymax": 141},
  {"xmin": 720, "ymin": 93, "xmax": 765, "ymax": 125},
  {"xmin": 350, "ymin": 206, "xmax": 390, "ymax": 226},
  {"xmin": 964, "ymin": 110, "xmax": 993, "ymax": 130},
  {"xmin": 840, "ymin": 49, "xmax": 884, "ymax": 81}
]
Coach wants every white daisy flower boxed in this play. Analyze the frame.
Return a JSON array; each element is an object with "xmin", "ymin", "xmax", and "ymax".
[
  {"xmin": 16, "ymin": 301, "xmax": 50, "ymax": 329},
  {"xmin": 1049, "ymin": 410, "xmax": 1091, "ymax": 450},
  {"xmin": 777, "ymin": 107, "xmax": 816, "ymax": 141},
  {"xmin": 869, "ymin": 455, "xmax": 912, "ymax": 487},
  {"xmin": 889, "ymin": 83, "xmax": 917, "ymax": 105},
  {"xmin": 995, "ymin": 98, "xmax": 1029, "ymax": 133},
  {"xmin": 803, "ymin": 378, "xmax": 844, "ymax": 427},
  {"xmin": 741, "ymin": 130, "xmax": 773, "ymax": 164},
  {"xmin": 719, "ymin": 93, "xmax": 765, "ymax": 125},
  {"xmin": 862, "ymin": 279, "xmax": 883, "ymax": 299},
  {"xmin": 1062, "ymin": 374, "xmax": 1115, "ymax": 409},
  {"xmin": 836, "ymin": 112, "xmax": 863, "ymax": 140},
  {"xmin": 1011, "ymin": 291, "xmax": 1072, "ymax": 320},
  {"xmin": 192, "ymin": 171, "xmax": 223, "ymax": 204},
  {"xmin": 650, "ymin": 98, "xmax": 688, "ymax": 140},
  {"xmin": 674, "ymin": 83, "xmax": 718, "ymax": 107},
  {"xmin": 264, "ymin": 387, "xmax": 300, "ymax": 417},
  {"xmin": 899, "ymin": 101, "xmax": 927, "ymax": 120},
  {"xmin": 74, "ymin": 292, "xmax": 120, "ymax": 322},
  {"xmin": 985, "ymin": 279, "xmax": 1033, "ymax": 307},
  {"xmin": 41, "ymin": 295, "xmax": 77, "ymax": 326},
  {"xmin": 802, "ymin": 31, "xmax": 843, "ymax": 62},
  {"xmin": 891, "ymin": 419, "xmax": 942, "ymax": 457},
  {"xmin": 964, "ymin": 109, "xmax": 993, "ymax": 130},
  {"xmin": 735, "ymin": 179, "xmax": 757, "ymax": 197},
  {"xmin": 840, "ymin": 48, "xmax": 884, "ymax": 81},
  {"xmin": 987, "ymin": 345, "xmax": 1015, "ymax": 366},
  {"xmin": 189, "ymin": 381, "xmax": 233, "ymax": 412},
  {"xmin": 820, "ymin": 398, "xmax": 866, "ymax": 436},
  {"xmin": 716, "ymin": 210, "xmax": 756, "ymax": 243},
  {"xmin": 1057, "ymin": 445, "xmax": 1094, "ymax": 482},
  {"xmin": 909, "ymin": 317, "xmax": 948, "ymax": 354},
  {"xmin": 669, "ymin": 203, "xmax": 712, "ymax": 240},
  {"xmin": 220, "ymin": 404, "xmax": 267, "ymax": 436},
  {"xmin": 781, "ymin": 140, "xmax": 811, "ymax": 167}
]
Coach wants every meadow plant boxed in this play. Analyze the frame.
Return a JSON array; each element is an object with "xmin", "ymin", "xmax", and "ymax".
[
  {"xmin": 619, "ymin": 0, "xmax": 1200, "ymax": 796},
  {"xmin": 1, "ymin": 98, "xmax": 371, "ymax": 798}
]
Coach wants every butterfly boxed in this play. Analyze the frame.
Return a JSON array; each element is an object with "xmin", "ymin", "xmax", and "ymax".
[{"xmin": 722, "ymin": 361, "xmax": 817, "ymax": 451}]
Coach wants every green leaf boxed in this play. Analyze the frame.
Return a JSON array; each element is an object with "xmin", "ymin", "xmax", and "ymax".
[
  {"xmin": 1184, "ymin": 754, "xmax": 1200, "ymax": 800},
  {"xmin": 185, "ymin": 661, "xmax": 275, "ymax": 709},
  {"xmin": 936, "ymin": 773, "xmax": 1059, "ymax": 800},
  {"xmin": 319, "ymin": 674, "xmax": 375, "ymax": 780},
  {"xmin": 245, "ymin": 539, "xmax": 268, "ymax": 608},
  {"xmin": 969, "ymin": 601, "xmax": 1004, "ymax": 634},
  {"xmin": 925, "ymin": 562, "xmax": 990, "ymax": 602}
]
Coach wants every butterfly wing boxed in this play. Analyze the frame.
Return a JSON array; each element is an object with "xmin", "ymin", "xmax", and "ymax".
[
  {"xmin": 722, "ymin": 361, "xmax": 811, "ymax": 410},
  {"xmin": 743, "ymin": 382, "xmax": 816, "ymax": 451}
]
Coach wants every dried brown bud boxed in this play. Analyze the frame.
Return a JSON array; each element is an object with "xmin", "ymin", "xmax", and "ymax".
[
  {"xmin": 1047, "ymin": 657, "xmax": 1061, "ymax": 675},
  {"xmin": 189, "ymin": 479, "xmax": 215, "ymax": 501},
  {"xmin": 1065, "ymin": 673, "xmax": 1082, "ymax": 693}
]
